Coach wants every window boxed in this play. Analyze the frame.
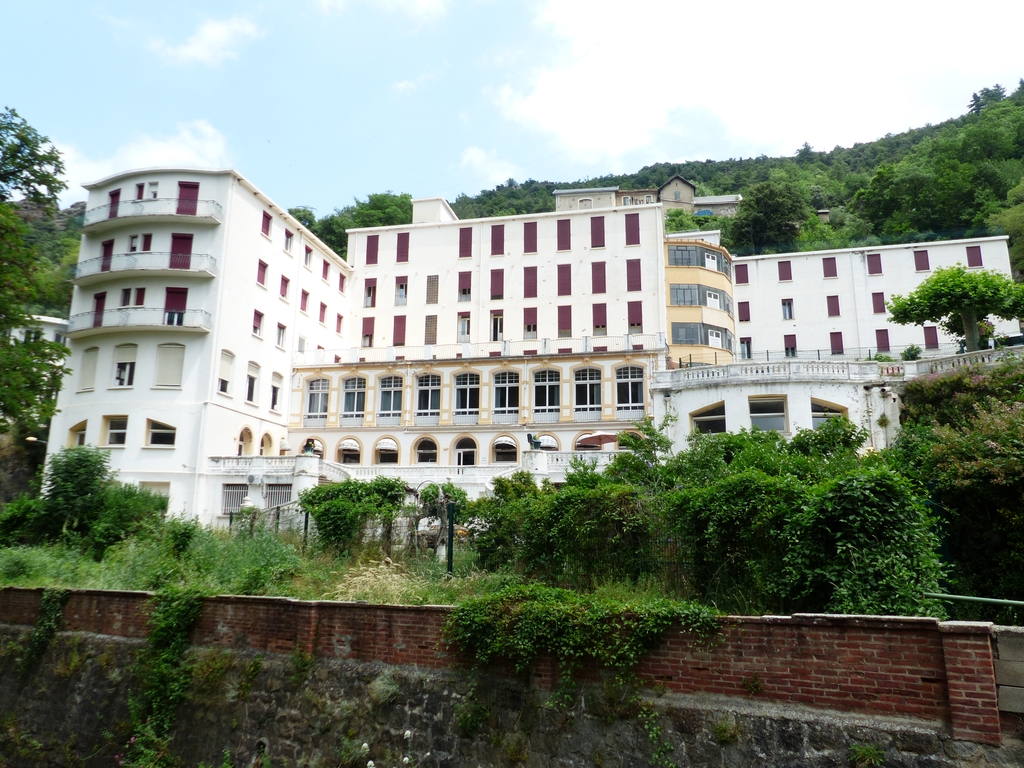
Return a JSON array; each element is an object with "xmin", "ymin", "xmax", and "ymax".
[
  {"xmin": 627, "ymin": 301, "xmax": 643, "ymax": 334},
  {"xmin": 914, "ymin": 250, "xmax": 930, "ymax": 271},
  {"xmin": 455, "ymin": 437, "xmax": 476, "ymax": 467},
  {"xmin": 494, "ymin": 438, "xmax": 518, "ymax": 463},
  {"xmin": 494, "ymin": 371, "xmax": 519, "ymax": 417},
  {"xmin": 319, "ymin": 302, "xmax": 327, "ymax": 323},
  {"xmin": 739, "ymin": 338, "xmax": 752, "ymax": 359},
  {"xmin": 135, "ymin": 183, "xmax": 144, "ymax": 200},
  {"xmin": 253, "ymin": 310, "xmax": 263, "ymax": 336},
  {"xmin": 692, "ymin": 402, "xmax": 726, "ymax": 434},
  {"xmin": 490, "ymin": 268, "xmax": 504, "ymax": 300},
  {"xmin": 120, "ymin": 288, "xmax": 131, "ymax": 307},
  {"xmin": 68, "ymin": 420, "xmax": 87, "ymax": 447},
  {"xmin": 491, "ymin": 224, "xmax": 504, "ymax": 255},
  {"xmin": 616, "ymin": 366, "xmax": 644, "ymax": 414},
  {"xmin": 671, "ymin": 322, "xmax": 736, "ymax": 351},
  {"xmin": 458, "ymin": 313, "xmax": 471, "ymax": 342},
  {"xmin": 734, "ymin": 263, "xmax": 749, "ymax": 284},
  {"xmin": 218, "ymin": 351, "xmax": 234, "ymax": 394},
  {"xmin": 625, "ymin": 212, "xmax": 640, "ymax": 245},
  {"xmin": 491, "ymin": 312, "xmax": 503, "ymax": 342},
  {"xmin": 593, "ymin": 303, "xmax": 607, "ymax": 336},
  {"xmin": 524, "ymin": 266, "xmax": 538, "ymax": 298},
  {"xmin": 924, "ymin": 326, "xmax": 939, "ymax": 350},
  {"xmin": 343, "ymin": 378, "xmax": 366, "ymax": 420},
  {"xmin": 822, "ymin": 257, "xmax": 837, "ymax": 278},
  {"xmin": 164, "ymin": 287, "xmax": 187, "ymax": 326},
  {"xmin": 306, "ymin": 378, "xmax": 329, "ymax": 425},
  {"xmin": 826, "ymin": 295, "xmax": 840, "ymax": 317},
  {"xmin": 271, "ymin": 373, "xmax": 283, "ymax": 411},
  {"xmin": 524, "ymin": 307, "xmax": 538, "ymax": 340},
  {"xmin": 322, "ymin": 260, "xmax": 330, "ymax": 280},
  {"xmin": 154, "ymin": 344, "xmax": 184, "ymax": 387},
  {"xmin": 395, "ymin": 278, "xmax": 408, "ymax": 305},
  {"xmin": 533, "ymin": 370, "xmax": 560, "ymax": 417},
  {"xmin": 426, "ymin": 275, "xmax": 439, "ymax": 304},
  {"xmin": 454, "ymin": 373, "xmax": 480, "ymax": 419},
  {"xmin": 105, "ymin": 416, "xmax": 128, "ymax": 446},
  {"xmin": 750, "ymin": 398, "xmax": 786, "ymax": 432},
  {"xmin": 812, "ymin": 401, "xmax": 845, "ymax": 430},
  {"xmin": 424, "ymin": 315, "xmax": 438, "ymax": 345},
  {"xmin": 261, "ymin": 211, "xmax": 272, "ymax": 236},
  {"xmin": 130, "ymin": 235, "xmax": 138, "ymax": 252},
  {"xmin": 967, "ymin": 245, "xmax": 983, "ymax": 267},
  {"xmin": 592, "ymin": 261, "xmax": 606, "ymax": 293},
  {"xmin": 304, "ymin": 246, "xmax": 312, "ymax": 267},
  {"xmin": 148, "ymin": 182, "xmax": 158, "ymax": 199},
  {"xmin": 557, "ymin": 264, "xmax": 571, "ymax": 296},
  {"xmin": 866, "ymin": 253, "xmax": 882, "ymax": 274},
  {"xmin": 147, "ymin": 420, "xmax": 176, "ymax": 446},
  {"xmin": 459, "ymin": 227, "xmax": 472, "ymax": 258},
  {"xmin": 376, "ymin": 441, "xmax": 400, "ymax": 464},
  {"xmin": 781, "ymin": 299, "xmax": 794, "ymax": 320},
  {"xmin": 416, "ymin": 374, "xmax": 441, "ymax": 419},
  {"xmin": 416, "ymin": 439, "xmax": 437, "ymax": 463},
  {"xmin": 626, "ymin": 259, "xmax": 641, "ymax": 291},
  {"xmin": 872, "ymin": 292, "xmax": 886, "ymax": 314},
  {"xmin": 557, "ymin": 219, "xmax": 571, "ymax": 251},
  {"xmin": 335, "ymin": 314, "xmax": 343, "ymax": 334},
  {"xmin": 338, "ymin": 273, "xmax": 346, "ymax": 293},
  {"xmin": 113, "ymin": 344, "xmax": 137, "ymax": 387},
  {"xmin": 378, "ymin": 376, "xmax": 403, "ymax": 421},
  {"xmin": 284, "ymin": 230, "xmax": 293, "ymax": 252},
  {"xmin": 459, "ymin": 271, "xmax": 471, "ymax": 301},
  {"xmin": 300, "ymin": 290, "xmax": 309, "ymax": 312},
  {"xmin": 784, "ymin": 334, "xmax": 797, "ymax": 357},
  {"xmin": 574, "ymin": 368, "xmax": 601, "ymax": 416},
  {"xmin": 591, "ymin": 216, "xmax": 605, "ymax": 248},
  {"xmin": 875, "ymin": 329, "xmax": 890, "ymax": 353},
  {"xmin": 277, "ymin": 323, "xmax": 286, "ymax": 347},
  {"xmin": 142, "ymin": 234, "xmax": 152, "ymax": 251},
  {"xmin": 366, "ymin": 234, "xmax": 379, "ymax": 265},
  {"xmin": 297, "ymin": 336, "xmax": 306, "ymax": 353},
  {"xmin": 223, "ymin": 484, "xmax": 248, "ymax": 516},
  {"xmin": 361, "ymin": 317, "xmax": 374, "ymax": 347},
  {"xmin": 738, "ymin": 301, "xmax": 750, "ymax": 322},
  {"xmin": 280, "ymin": 276, "xmax": 289, "ymax": 298},
  {"xmin": 257, "ymin": 261, "xmax": 268, "ymax": 285},
  {"xmin": 667, "ymin": 245, "xmax": 731, "ymax": 276},
  {"xmin": 246, "ymin": 363, "xmax": 259, "ymax": 403},
  {"xmin": 558, "ymin": 305, "xmax": 572, "ymax": 338},
  {"xmin": 778, "ymin": 261, "xmax": 792, "ymax": 281},
  {"xmin": 393, "ymin": 315, "xmax": 406, "ymax": 346},
  {"xmin": 364, "ymin": 279, "xmax": 377, "ymax": 307},
  {"xmin": 830, "ymin": 331, "xmax": 844, "ymax": 355},
  {"xmin": 397, "ymin": 232, "xmax": 410, "ymax": 262}
]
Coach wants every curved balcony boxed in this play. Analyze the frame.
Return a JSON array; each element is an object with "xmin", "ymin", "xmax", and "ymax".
[
  {"xmin": 82, "ymin": 197, "xmax": 223, "ymax": 231},
  {"xmin": 66, "ymin": 307, "xmax": 212, "ymax": 338},
  {"xmin": 75, "ymin": 252, "xmax": 217, "ymax": 285}
]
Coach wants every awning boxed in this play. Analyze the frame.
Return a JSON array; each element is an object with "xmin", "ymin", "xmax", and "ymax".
[
  {"xmin": 536, "ymin": 434, "xmax": 558, "ymax": 450},
  {"xmin": 577, "ymin": 432, "xmax": 619, "ymax": 447},
  {"xmin": 493, "ymin": 436, "xmax": 517, "ymax": 448},
  {"xmin": 339, "ymin": 439, "xmax": 359, "ymax": 451},
  {"xmin": 376, "ymin": 438, "xmax": 398, "ymax": 451}
]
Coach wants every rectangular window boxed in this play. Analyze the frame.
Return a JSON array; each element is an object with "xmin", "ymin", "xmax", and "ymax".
[
  {"xmin": 914, "ymin": 250, "xmax": 930, "ymax": 271},
  {"xmin": 142, "ymin": 234, "xmax": 152, "ymax": 251},
  {"xmin": 304, "ymin": 246, "xmax": 312, "ymax": 266},
  {"xmin": 557, "ymin": 264, "xmax": 571, "ymax": 296},
  {"xmin": 784, "ymin": 334, "xmax": 797, "ymax": 357},
  {"xmin": 740, "ymin": 337, "xmax": 752, "ymax": 359},
  {"xmin": 557, "ymin": 305, "xmax": 571, "ymax": 337},
  {"xmin": 524, "ymin": 266, "xmax": 538, "ymax": 298},
  {"xmin": 457, "ymin": 312, "xmax": 471, "ymax": 342},
  {"xmin": 79, "ymin": 347, "xmax": 98, "ymax": 391},
  {"xmin": 491, "ymin": 311, "xmax": 503, "ymax": 341},
  {"xmin": 113, "ymin": 345, "xmax": 136, "ymax": 387},
  {"xmin": 364, "ymin": 278, "xmax": 376, "ymax": 308},
  {"xmin": 362, "ymin": 317, "xmax": 375, "ymax": 347},
  {"xmin": 129, "ymin": 235, "xmax": 138, "ymax": 252},
  {"xmin": 490, "ymin": 268, "xmax": 504, "ymax": 300},
  {"xmin": 120, "ymin": 288, "xmax": 131, "ymax": 307},
  {"xmin": 459, "ymin": 271, "xmax": 472, "ymax": 301},
  {"xmin": 778, "ymin": 261, "xmax": 792, "ymax": 281},
  {"xmin": 459, "ymin": 227, "xmax": 472, "ymax": 258},
  {"xmin": 627, "ymin": 301, "xmax": 643, "ymax": 333},
  {"xmin": 393, "ymin": 315, "xmax": 406, "ymax": 346},
  {"xmin": 279, "ymin": 276, "xmax": 289, "ymax": 298},
  {"xmin": 830, "ymin": 331, "xmax": 844, "ymax": 355},
  {"xmin": 734, "ymin": 263, "xmax": 749, "ymax": 284},
  {"xmin": 257, "ymin": 260, "xmax": 268, "ymax": 285},
  {"xmin": 253, "ymin": 310, "xmax": 263, "ymax": 336},
  {"xmin": 738, "ymin": 301, "xmax": 750, "ymax": 322},
  {"xmin": 826, "ymin": 295, "xmax": 840, "ymax": 317},
  {"xmin": 277, "ymin": 323, "xmax": 286, "ymax": 346},
  {"xmin": 424, "ymin": 315, "xmax": 437, "ymax": 345},
  {"xmin": 924, "ymin": 326, "xmax": 939, "ymax": 349},
  {"xmin": 135, "ymin": 287, "xmax": 145, "ymax": 306},
  {"xmin": 491, "ymin": 224, "xmax": 504, "ymax": 256},
  {"xmin": 261, "ymin": 211, "xmax": 272, "ymax": 236},
  {"xmin": 593, "ymin": 303, "xmax": 607, "ymax": 336},
  {"xmin": 319, "ymin": 302, "xmax": 327, "ymax": 323},
  {"xmin": 338, "ymin": 273, "xmax": 346, "ymax": 293},
  {"xmin": 271, "ymin": 373, "xmax": 283, "ymax": 411},
  {"xmin": 625, "ymin": 212, "xmax": 640, "ymax": 246},
  {"xmin": 867, "ymin": 253, "xmax": 882, "ymax": 274},
  {"xmin": 781, "ymin": 299, "xmax": 794, "ymax": 320},
  {"xmin": 154, "ymin": 343, "xmax": 184, "ymax": 387},
  {"xmin": 300, "ymin": 290, "xmax": 309, "ymax": 312},
  {"xmin": 246, "ymin": 363, "xmax": 258, "ymax": 403},
  {"xmin": 749, "ymin": 398, "xmax": 786, "ymax": 432},
  {"xmin": 147, "ymin": 420, "xmax": 176, "ymax": 447},
  {"xmin": 397, "ymin": 231, "xmax": 410, "ymax": 262},
  {"xmin": 872, "ymin": 292, "xmax": 886, "ymax": 314},
  {"xmin": 218, "ymin": 351, "xmax": 233, "ymax": 394},
  {"xmin": 875, "ymin": 329, "xmax": 890, "ymax": 353},
  {"xmin": 967, "ymin": 245, "xmax": 983, "ymax": 267},
  {"xmin": 822, "ymin": 256, "xmax": 837, "ymax": 278},
  {"xmin": 524, "ymin": 221, "xmax": 537, "ymax": 253},
  {"xmin": 395, "ymin": 277, "xmax": 408, "ymax": 305},
  {"xmin": 105, "ymin": 417, "xmax": 128, "ymax": 446},
  {"xmin": 524, "ymin": 307, "xmax": 537, "ymax": 339},
  {"xmin": 135, "ymin": 183, "xmax": 144, "ymax": 200},
  {"xmin": 592, "ymin": 261, "xmax": 606, "ymax": 293},
  {"xmin": 591, "ymin": 216, "xmax": 605, "ymax": 248},
  {"xmin": 556, "ymin": 219, "xmax": 571, "ymax": 251},
  {"xmin": 425, "ymin": 275, "xmax": 439, "ymax": 304},
  {"xmin": 284, "ymin": 230, "xmax": 293, "ymax": 252},
  {"xmin": 297, "ymin": 336, "xmax": 306, "ymax": 353},
  {"xmin": 366, "ymin": 234, "xmax": 379, "ymax": 265},
  {"xmin": 626, "ymin": 259, "xmax": 641, "ymax": 291},
  {"xmin": 322, "ymin": 260, "xmax": 330, "ymax": 280},
  {"xmin": 335, "ymin": 314, "xmax": 343, "ymax": 334}
]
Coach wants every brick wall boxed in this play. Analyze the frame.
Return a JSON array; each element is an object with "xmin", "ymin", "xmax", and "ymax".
[{"xmin": 0, "ymin": 588, "xmax": 1002, "ymax": 745}]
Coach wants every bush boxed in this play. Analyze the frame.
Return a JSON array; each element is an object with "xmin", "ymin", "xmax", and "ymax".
[{"xmin": 299, "ymin": 477, "xmax": 407, "ymax": 552}]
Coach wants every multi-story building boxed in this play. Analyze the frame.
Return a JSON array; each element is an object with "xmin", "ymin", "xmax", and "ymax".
[{"xmin": 553, "ymin": 178, "xmax": 742, "ymax": 217}]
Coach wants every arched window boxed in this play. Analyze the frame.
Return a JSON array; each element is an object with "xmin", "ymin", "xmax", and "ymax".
[
  {"xmin": 259, "ymin": 433, "xmax": 273, "ymax": 456},
  {"xmin": 533, "ymin": 369, "xmax": 560, "ymax": 422},
  {"xmin": 615, "ymin": 366, "xmax": 645, "ymax": 419},
  {"xmin": 574, "ymin": 368, "xmax": 602, "ymax": 420},
  {"xmin": 342, "ymin": 378, "xmax": 366, "ymax": 423},
  {"xmin": 811, "ymin": 400, "xmax": 846, "ymax": 429},
  {"xmin": 378, "ymin": 375, "xmax": 403, "ymax": 424},
  {"xmin": 375, "ymin": 438, "xmax": 399, "ymax": 464},
  {"xmin": 493, "ymin": 437, "xmax": 518, "ymax": 463},
  {"xmin": 416, "ymin": 438, "xmax": 438, "ymax": 464},
  {"xmin": 238, "ymin": 428, "xmax": 254, "ymax": 456},
  {"xmin": 337, "ymin": 438, "xmax": 360, "ymax": 465},
  {"xmin": 493, "ymin": 371, "xmax": 519, "ymax": 422},
  {"xmin": 455, "ymin": 437, "xmax": 476, "ymax": 467},
  {"xmin": 67, "ymin": 420, "xmax": 87, "ymax": 448},
  {"xmin": 305, "ymin": 378, "xmax": 329, "ymax": 427}
]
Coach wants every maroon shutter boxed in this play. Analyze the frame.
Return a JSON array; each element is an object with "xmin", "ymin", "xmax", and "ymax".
[
  {"xmin": 458, "ymin": 271, "xmax": 471, "ymax": 292},
  {"xmin": 366, "ymin": 235, "xmax": 379, "ymax": 265},
  {"xmin": 134, "ymin": 288, "xmax": 145, "ymax": 306},
  {"xmin": 626, "ymin": 259, "xmax": 641, "ymax": 291},
  {"xmin": 176, "ymin": 182, "xmax": 199, "ymax": 215},
  {"xmin": 170, "ymin": 234, "xmax": 193, "ymax": 269},
  {"xmin": 784, "ymin": 334, "xmax": 797, "ymax": 350},
  {"xmin": 459, "ymin": 227, "xmax": 472, "ymax": 258},
  {"xmin": 319, "ymin": 303, "xmax": 327, "ymax": 322},
  {"xmin": 875, "ymin": 329, "xmax": 890, "ymax": 352},
  {"xmin": 924, "ymin": 326, "xmax": 939, "ymax": 349},
  {"xmin": 165, "ymin": 288, "xmax": 188, "ymax": 311},
  {"xmin": 627, "ymin": 301, "xmax": 642, "ymax": 326},
  {"xmin": 135, "ymin": 183, "xmax": 144, "ymax": 200},
  {"xmin": 524, "ymin": 221, "xmax": 537, "ymax": 253},
  {"xmin": 625, "ymin": 213, "xmax": 640, "ymax": 245},
  {"xmin": 822, "ymin": 257, "xmax": 837, "ymax": 278},
  {"xmin": 557, "ymin": 219, "xmax": 571, "ymax": 250},
  {"xmin": 590, "ymin": 216, "xmax": 605, "ymax": 248},
  {"xmin": 866, "ymin": 253, "xmax": 882, "ymax": 274},
  {"xmin": 558, "ymin": 305, "xmax": 571, "ymax": 334},
  {"xmin": 322, "ymin": 260, "xmax": 330, "ymax": 279},
  {"xmin": 101, "ymin": 240, "xmax": 114, "ymax": 271},
  {"xmin": 92, "ymin": 292, "xmax": 106, "ymax": 327},
  {"xmin": 261, "ymin": 211, "xmax": 271, "ymax": 235},
  {"xmin": 826, "ymin": 295, "xmax": 840, "ymax": 317},
  {"xmin": 490, "ymin": 269, "xmax": 504, "ymax": 299},
  {"xmin": 830, "ymin": 331, "xmax": 844, "ymax": 354},
  {"xmin": 738, "ymin": 301, "xmax": 750, "ymax": 322},
  {"xmin": 557, "ymin": 264, "xmax": 571, "ymax": 296},
  {"xmin": 108, "ymin": 189, "xmax": 120, "ymax": 219},
  {"xmin": 966, "ymin": 245, "xmax": 983, "ymax": 267},
  {"xmin": 491, "ymin": 225, "xmax": 504, "ymax": 255},
  {"xmin": 393, "ymin": 316, "xmax": 406, "ymax": 346},
  {"xmin": 339, "ymin": 274, "xmax": 346, "ymax": 292},
  {"xmin": 872, "ymin": 292, "xmax": 886, "ymax": 313},
  {"xmin": 734, "ymin": 263, "xmax": 748, "ymax": 284},
  {"xmin": 592, "ymin": 262, "xmax": 606, "ymax": 293},
  {"xmin": 914, "ymin": 250, "xmax": 930, "ymax": 271},
  {"xmin": 397, "ymin": 232, "xmax": 410, "ymax": 262},
  {"xmin": 142, "ymin": 234, "xmax": 152, "ymax": 251},
  {"xmin": 523, "ymin": 307, "xmax": 537, "ymax": 325},
  {"xmin": 593, "ymin": 303, "xmax": 607, "ymax": 327},
  {"xmin": 257, "ymin": 261, "xmax": 267, "ymax": 284},
  {"xmin": 364, "ymin": 277, "xmax": 377, "ymax": 289},
  {"xmin": 778, "ymin": 261, "xmax": 792, "ymax": 281},
  {"xmin": 362, "ymin": 317, "xmax": 375, "ymax": 336},
  {"xmin": 524, "ymin": 266, "xmax": 537, "ymax": 298}
]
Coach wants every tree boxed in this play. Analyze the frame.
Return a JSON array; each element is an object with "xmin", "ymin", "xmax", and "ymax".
[
  {"xmin": 730, "ymin": 180, "xmax": 810, "ymax": 253},
  {"xmin": 287, "ymin": 192, "xmax": 412, "ymax": 259},
  {"xmin": 887, "ymin": 265, "xmax": 1024, "ymax": 351},
  {"xmin": 988, "ymin": 178, "xmax": 1024, "ymax": 272},
  {"xmin": 0, "ymin": 107, "xmax": 66, "ymax": 208},
  {"xmin": 968, "ymin": 85, "xmax": 1007, "ymax": 114}
]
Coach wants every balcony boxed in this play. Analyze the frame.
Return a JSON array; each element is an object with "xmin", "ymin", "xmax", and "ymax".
[
  {"xmin": 75, "ymin": 252, "xmax": 217, "ymax": 285},
  {"xmin": 492, "ymin": 408, "xmax": 520, "ymax": 424},
  {"xmin": 66, "ymin": 307, "xmax": 212, "ymax": 338},
  {"xmin": 83, "ymin": 197, "xmax": 223, "ymax": 231}
]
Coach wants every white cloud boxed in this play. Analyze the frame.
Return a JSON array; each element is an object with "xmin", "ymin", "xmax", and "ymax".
[
  {"xmin": 391, "ymin": 71, "xmax": 436, "ymax": 92},
  {"xmin": 150, "ymin": 16, "xmax": 262, "ymax": 66},
  {"xmin": 58, "ymin": 121, "xmax": 231, "ymax": 204},
  {"xmin": 317, "ymin": 0, "xmax": 449, "ymax": 19},
  {"xmin": 461, "ymin": 146, "xmax": 522, "ymax": 186}
]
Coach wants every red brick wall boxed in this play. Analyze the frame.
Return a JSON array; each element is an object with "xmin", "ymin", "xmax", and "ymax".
[{"xmin": 0, "ymin": 588, "xmax": 1001, "ymax": 745}]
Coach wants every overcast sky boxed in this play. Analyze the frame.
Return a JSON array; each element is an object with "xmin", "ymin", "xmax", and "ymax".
[{"xmin": 4, "ymin": 0, "xmax": 1023, "ymax": 212}]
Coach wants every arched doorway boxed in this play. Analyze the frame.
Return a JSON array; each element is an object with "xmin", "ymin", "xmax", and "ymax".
[
  {"xmin": 238, "ymin": 428, "xmax": 254, "ymax": 456},
  {"xmin": 455, "ymin": 437, "xmax": 477, "ymax": 467},
  {"xmin": 259, "ymin": 433, "xmax": 273, "ymax": 456}
]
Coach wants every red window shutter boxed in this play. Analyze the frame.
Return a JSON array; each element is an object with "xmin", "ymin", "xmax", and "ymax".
[
  {"xmin": 557, "ymin": 264, "xmax": 571, "ymax": 296},
  {"xmin": 784, "ymin": 333, "xmax": 797, "ymax": 348},
  {"xmin": 626, "ymin": 259, "xmax": 641, "ymax": 291},
  {"xmin": 319, "ymin": 303, "xmax": 327, "ymax": 322},
  {"xmin": 875, "ymin": 329, "xmax": 890, "ymax": 352},
  {"xmin": 557, "ymin": 219, "xmax": 571, "ymax": 251},
  {"xmin": 627, "ymin": 301, "xmax": 642, "ymax": 325},
  {"xmin": 458, "ymin": 271, "xmax": 471, "ymax": 291},
  {"xmin": 397, "ymin": 232, "xmax": 410, "ymax": 262},
  {"xmin": 914, "ymin": 250, "xmax": 930, "ymax": 271},
  {"xmin": 93, "ymin": 292, "xmax": 106, "ymax": 326},
  {"xmin": 365, "ymin": 277, "xmax": 377, "ymax": 288},
  {"xmin": 524, "ymin": 221, "xmax": 537, "ymax": 253},
  {"xmin": 830, "ymin": 331, "xmax": 844, "ymax": 354},
  {"xmin": 966, "ymin": 245, "xmax": 983, "ymax": 267},
  {"xmin": 134, "ymin": 288, "xmax": 145, "ymax": 306},
  {"xmin": 778, "ymin": 261, "xmax": 792, "ymax": 281},
  {"xmin": 101, "ymin": 240, "xmax": 114, "ymax": 271},
  {"xmin": 108, "ymin": 189, "xmax": 120, "ymax": 219},
  {"xmin": 866, "ymin": 253, "xmax": 882, "ymax": 274},
  {"xmin": 734, "ymin": 263, "xmax": 748, "ymax": 284},
  {"xmin": 366, "ymin": 234, "xmax": 379, "ymax": 265},
  {"xmin": 176, "ymin": 182, "xmax": 199, "ymax": 215},
  {"xmin": 339, "ymin": 274, "xmax": 346, "ymax": 292},
  {"xmin": 593, "ymin": 303, "xmax": 607, "ymax": 327},
  {"xmin": 591, "ymin": 216, "xmax": 605, "ymax": 248},
  {"xmin": 164, "ymin": 288, "xmax": 188, "ymax": 311},
  {"xmin": 491, "ymin": 225, "xmax": 504, "ymax": 255},
  {"xmin": 142, "ymin": 234, "xmax": 152, "ymax": 251},
  {"xmin": 336, "ymin": 314, "xmax": 343, "ymax": 333},
  {"xmin": 362, "ymin": 317, "xmax": 375, "ymax": 336},
  {"xmin": 592, "ymin": 262, "xmax": 606, "ymax": 293},
  {"xmin": 822, "ymin": 257, "xmax": 837, "ymax": 278},
  {"xmin": 924, "ymin": 326, "xmax": 939, "ymax": 349},
  {"xmin": 253, "ymin": 310, "xmax": 263, "ymax": 331},
  {"xmin": 490, "ymin": 269, "xmax": 504, "ymax": 299},
  {"xmin": 261, "ymin": 211, "xmax": 271, "ymax": 235},
  {"xmin": 826, "ymin": 295, "xmax": 840, "ymax": 317},
  {"xmin": 170, "ymin": 234, "xmax": 193, "ymax": 269},
  {"xmin": 280, "ymin": 276, "xmax": 289, "ymax": 296},
  {"xmin": 558, "ymin": 305, "xmax": 571, "ymax": 333},
  {"xmin": 300, "ymin": 290, "xmax": 309, "ymax": 311},
  {"xmin": 322, "ymin": 260, "xmax": 330, "ymax": 279},
  {"xmin": 523, "ymin": 307, "xmax": 537, "ymax": 325},
  {"xmin": 257, "ymin": 261, "xmax": 268, "ymax": 284},
  {"xmin": 459, "ymin": 227, "xmax": 472, "ymax": 258},
  {"xmin": 872, "ymin": 292, "xmax": 886, "ymax": 313},
  {"xmin": 393, "ymin": 316, "xmax": 406, "ymax": 346},
  {"xmin": 395, "ymin": 275, "xmax": 407, "ymax": 286},
  {"xmin": 738, "ymin": 301, "xmax": 750, "ymax": 322},
  {"xmin": 136, "ymin": 183, "xmax": 144, "ymax": 200},
  {"xmin": 524, "ymin": 266, "xmax": 537, "ymax": 298},
  {"xmin": 625, "ymin": 213, "xmax": 640, "ymax": 246}
]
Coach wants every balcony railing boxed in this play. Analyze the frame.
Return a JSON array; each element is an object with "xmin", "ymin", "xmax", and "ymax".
[
  {"xmin": 83, "ymin": 197, "xmax": 223, "ymax": 228},
  {"xmin": 66, "ymin": 307, "xmax": 212, "ymax": 336},
  {"xmin": 76, "ymin": 252, "xmax": 217, "ymax": 282},
  {"xmin": 492, "ymin": 409, "xmax": 519, "ymax": 424}
]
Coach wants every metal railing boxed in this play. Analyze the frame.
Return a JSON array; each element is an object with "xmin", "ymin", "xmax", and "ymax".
[
  {"xmin": 75, "ymin": 252, "xmax": 217, "ymax": 279},
  {"xmin": 83, "ymin": 197, "xmax": 223, "ymax": 226},
  {"xmin": 67, "ymin": 307, "xmax": 212, "ymax": 334}
]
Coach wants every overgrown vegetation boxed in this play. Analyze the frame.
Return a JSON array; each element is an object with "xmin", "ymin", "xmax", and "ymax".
[{"xmin": 16, "ymin": 587, "xmax": 69, "ymax": 680}]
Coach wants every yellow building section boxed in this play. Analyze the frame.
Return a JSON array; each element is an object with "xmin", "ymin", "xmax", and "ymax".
[{"xmin": 663, "ymin": 237, "xmax": 737, "ymax": 366}]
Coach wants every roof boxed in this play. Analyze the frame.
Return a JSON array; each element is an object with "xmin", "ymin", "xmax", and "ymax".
[
  {"xmin": 658, "ymin": 175, "xmax": 697, "ymax": 191},
  {"xmin": 694, "ymin": 195, "xmax": 743, "ymax": 204},
  {"xmin": 552, "ymin": 187, "xmax": 619, "ymax": 195},
  {"xmin": 82, "ymin": 167, "xmax": 236, "ymax": 188},
  {"xmin": 732, "ymin": 235, "xmax": 1010, "ymax": 261}
]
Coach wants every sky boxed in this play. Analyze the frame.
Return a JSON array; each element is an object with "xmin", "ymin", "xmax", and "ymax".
[{"xmin": 4, "ymin": 0, "xmax": 1024, "ymax": 213}]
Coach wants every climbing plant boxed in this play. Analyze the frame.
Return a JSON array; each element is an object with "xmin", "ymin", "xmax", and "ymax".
[{"xmin": 17, "ymin": 587, "xmax": 69, "ymax": 680}]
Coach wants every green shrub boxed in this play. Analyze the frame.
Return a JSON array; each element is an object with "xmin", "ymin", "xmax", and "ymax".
[{"xmin": 300, "ymin": 477, "xmax": 406, "ymax": 552}]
